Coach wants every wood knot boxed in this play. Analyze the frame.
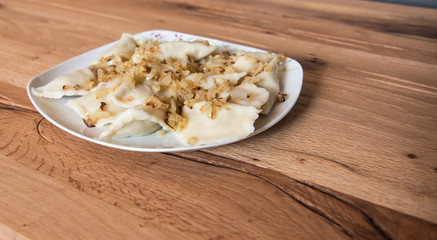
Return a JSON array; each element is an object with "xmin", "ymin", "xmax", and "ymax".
[
  {"xmin": 307, "ymin": 57, "xmax": 326, "ymax": 66},
  {"xmin": 174, "ymin": 2, "xmax": 199, "ymax": 10}
]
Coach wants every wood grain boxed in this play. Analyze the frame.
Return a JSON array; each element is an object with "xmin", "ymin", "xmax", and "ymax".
[
  {"xmin": 1, "ymin": 81, "xmax": 436, "ymax": 239},
  {"xmin": 0, "ymin": 0, "xmax": 436, "ymax": 239},
  {"xmin": 0, "ymin": 154, "xmax": 177, "ymax": 240}
]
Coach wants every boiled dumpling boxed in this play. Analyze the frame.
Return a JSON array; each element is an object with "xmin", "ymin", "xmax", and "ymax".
[
  {"xmin": 66, "ymin": 93, "xmax": 125, "ymax": 127},
  {"xmin": 99, "ymin": 106, "xmax": 167, "ymax": 139},
  {"xmin": 255, "ymin": 57, "xmax": 279, "ymax": 114},
  {"xmin": 131, "ymin": 41, "xmax": 216, "ymax": 63},
  {"xmin": 233, "ymin": 52, "xmax": 279, "ymax": 114},
  {"xmin": 247, "ymin": 52, "xmax": 277, "ymax": 63},
  {"xmin": 177, "ymin": 101, "xmax": 260, "ymax": 145},
  {"xmin": 202, "ymin": 72, "xmax": 246, "ymax": 89},
  {"xmin": 233, "ymin": 52, "xmax": 276, "ymax": 72},
  {"xmin": 111, "ymin": 81, "xmax": 154, "ymax": 108},
  {"xmin": 32, "ymin": 33, "xmax": 137, "ymax": 99},
  {"xmin": 95, "ymin": 33, "xmax": 137, "ymax": 62},
  {"xmin": 101, "ymin": 120, "xmax": 160, "ymax": 138},
  {"xmin": 32, "ymin": 68, "xmax": 96, "ymax": 99},
  {"xmin": 141, "ymin": 78, "xmax": 178, "ymax": 100},
  {"xmin": 185, "ymin": 72, "xmax": 246, "ymax": 90},
  {"xmin": 229, "ymin": 83, "xmax": 269, "ymax": 109},
  {"xmin": 66, "ymin": 77, "xmax": 125, "ymax": 127},
  {"xmin": 157, "ymin": 41, "xmax": 216, "ymax": 61}
]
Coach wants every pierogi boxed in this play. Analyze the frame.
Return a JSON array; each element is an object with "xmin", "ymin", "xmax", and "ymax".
[{"xmin": 32, "ymin": 34, "xmax": 287, "ymax": 146}]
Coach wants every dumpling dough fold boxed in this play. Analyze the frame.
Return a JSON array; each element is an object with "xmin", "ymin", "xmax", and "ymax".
[
  {"xmin": 111, "ymin": 81, "xmax": 154, "ymax": 108},
  {"xmin": 255, "ymin": 57, "xmax": 279, "ymax": 114},
  {"xmin": 99, "ymin": 107, "xmax": 167, "ymax": 139},
  {"xmin": 202, "ymin": 72, "xmax": 246, "ymax": 89},
  {"xmin": 229, "ymin": 83, "xmax": 269, "ymax": 109},
  {"xmin": 32, "ymin": 68, "xmax": 96, "ymax": 99},
  {"xmin": 95, "ymin": 33, "xmax": 137, "ymax": 63},
  {"xmin": 233, "ymin": 52, "xmax": 279, "ymax": 114},
  {"xmin": 157, "ymin": 41, "xmax": 216, "ymax": 61},
  {"xmin": 66, "ymin": 77, "xmax": 125, "ymax": 127}
]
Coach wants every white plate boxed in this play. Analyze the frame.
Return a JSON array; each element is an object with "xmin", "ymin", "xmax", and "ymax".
[{"xmin": 27, "ymin": 30, "xmax": 303, "ymax": 152}]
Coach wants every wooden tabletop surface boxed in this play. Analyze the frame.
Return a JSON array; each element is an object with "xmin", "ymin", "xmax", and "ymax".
[{"xmin": 1, "ymin": 0, "xmax": 436, "ymax": 239}]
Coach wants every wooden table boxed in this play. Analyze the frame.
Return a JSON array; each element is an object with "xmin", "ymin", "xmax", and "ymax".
[{"xmin": 0, "ymin": 0, "xmax": 436, "ymax": 239}]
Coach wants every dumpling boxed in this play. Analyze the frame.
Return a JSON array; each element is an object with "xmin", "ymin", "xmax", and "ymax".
[
  {"xmin": 66, "ymin": 93, "xmax": 125, "ymax": 127},
  {"xmin": 31, "ymin": 68, "xmax": 96, "ymax": 99},
  {"xmin": 101, "ymin": 120, "xmax": 160, "ymax": 138},
  {"xmin": 157, "ymin": 41, "xmax": 216, "ymax": 61},
  {"xmin": 66, "ymin": 77, "xmax": 125, "ymax": 127},
  {"xmin": 229, "ymin": 83, "xmax": 269, "ymax": 109},
  {"xmin": 111, "ymin": 81, "xmax": 154, "ymax": 108},
  {"xmin": 255, "ymin": 57, "xmax": 279, "ymax": 114},
  {"xmin": 95, "ymin": 33, "xmax": 137, "ymax": 62},
  {"xmin": 247, "ymin": 52, "xmax": 277, "ymax": 63},
  {"xmin": 232, "ymin": 52, "xmax": 279, "ymax": 114},
  {"xmin": 202, "ymin": 72, "xmax": 247, "ymax": 89},
  {"xmin": 32, "ymin": 34, "xmax": 137, "ymax": 99},
  {"xmin": 185, "ymin": 72, "xmax": 246, "ymax": 90},
  {"xmin": 233, "ymin": 52, "xmax": 276, "ymax": 72},
  {"xmin": 177, "ymin": 101, "xmax": 260, "ymax": 145},
  {"xmin": 99, "ymin": 106, "xmax": 167, "ymax": 139}
]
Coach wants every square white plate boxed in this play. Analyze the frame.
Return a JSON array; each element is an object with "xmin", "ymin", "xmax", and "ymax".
[{"xmin": 27, "ymin": 30, "xmax": 303, "ymax": 152}]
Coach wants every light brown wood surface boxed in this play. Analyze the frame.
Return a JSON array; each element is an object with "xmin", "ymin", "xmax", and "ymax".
[{"xmin": 0, "ymin": 0, "xmax": 436, "ymax": 239}]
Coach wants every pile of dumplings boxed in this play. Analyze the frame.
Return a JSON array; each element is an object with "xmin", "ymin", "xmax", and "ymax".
[{"xmin": 32, "ymin": 34, "xmax": 286, "ymax": 146}]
